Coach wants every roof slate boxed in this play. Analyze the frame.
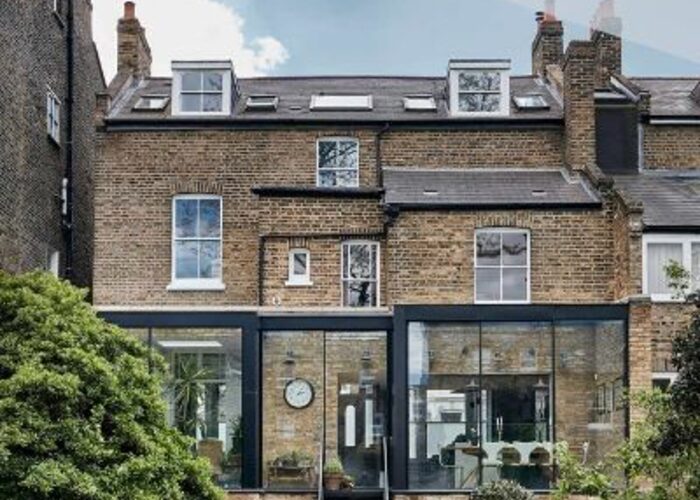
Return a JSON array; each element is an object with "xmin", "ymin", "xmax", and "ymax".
[
  {"xmin": 108, "ymin": 75, "xmax": 563, "ymax": 122},
  {"xmin": 383, "ymin": 168, "xmax": 600, "ymax": 208},
  {"xmin": 631, "ymin": 78, "xmax": 700, "ymax": 117},
  {"xmin": 614, "ymin": 171, "xmax": 700, "ymax": 229}
]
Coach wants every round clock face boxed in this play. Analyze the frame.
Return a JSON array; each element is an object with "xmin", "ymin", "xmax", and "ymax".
[{"xmin": 284, "ymin": 378, "xmax": 314, "ymax": 409}]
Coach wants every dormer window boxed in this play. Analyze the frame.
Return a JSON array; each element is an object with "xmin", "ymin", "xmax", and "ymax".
[
  {"xmin": 171, "ymin": 61, "xmax": 233, "ymax": 116},
  {"xmin": 449, "ymin": 60, "xmax": 510, "ymax": 117}
]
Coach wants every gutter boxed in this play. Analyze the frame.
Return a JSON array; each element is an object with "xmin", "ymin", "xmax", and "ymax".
[{"xmin": 63, "ymin": 0, "xmax": 75, "ymax": 279}]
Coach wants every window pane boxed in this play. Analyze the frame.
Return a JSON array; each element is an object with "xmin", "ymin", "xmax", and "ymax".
[
  {"xmin": 200, "ymin": 241, "xmax": 221, "ymax": 279},
  {"xmin": 318, "ymin": 170, "xmax": 337, "ymax": 187},
  {"xmin": 476, "ymin": 232, "xmax": 501, "ymax": 266},
  {"xmin": 647, "ymin": 243, "xmax": 683, "ymax": 294},
  {"xmin": 334, "ymin": 170, "xmax": 358, "ymax": 187},
  {"xmin": 293, "ymin": 252, "xmax": 307, "ymax": 275},
  {"xmin": 476, "ymin": 268, "xmax": 500, "ymax": 301},
  {"xmin": 459, "ymin": 93, "xmax": 501, "ymax": 112},
  {"xmin": 203, "ymin": 94, "xmax": 223, "ymax": 112},
  {"xmin": 199, "ymin": 199, "xmax": 221, "ymax": 237},
  {"xmin": 337, "ymin": 141, "xmax": 358, "ymax": 170},
  {"xmin": 182, "ymin": 71, "xmax": 202, "ymax": 91},
  {"xmin": 181, "ymin": 93, "xmax": 202, "ymax": 112},
  {"xmin": 692, "ymin": 243, "xmax": 700, "ymax": 290},
  {"xmin": 203, "ymin": 72, "xmax": 223, "ymax": 91},
  {"xmin": 348, "ymin": 244, "xmax": 372, "ymax": 279},
  {"xmin": 459, "ymin": 71, "xmax": 501, "ymax": 91},
  {"xmin": 503, "ymin": 268, "xmax": 528, "ymax": 301},
  {"xmin": 175, "ymin": 241, "xmax": 199, "ymax": 278},
  {"xmin": 175, "ymin": 199, "xmax": 198, "ymax": 238},
  {"xmin": 503, "ymin": 232, "xmax": 528, "ymax": 266},
  {"xmin": 318, "ymin": 140, "xmax": 337, "ymax": 169},
  {"xmin": 343, "ymin": 281, "xmax": 376, "ymax": 307}
]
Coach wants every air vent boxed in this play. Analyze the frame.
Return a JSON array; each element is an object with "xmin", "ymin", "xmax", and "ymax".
[
  {"xmin": 531, "ymin": 189, "xmax": 548, "ymax": 197},
  {"xmin": 423, "ymin": 189, "xmax": 440, "ymax": 196}
]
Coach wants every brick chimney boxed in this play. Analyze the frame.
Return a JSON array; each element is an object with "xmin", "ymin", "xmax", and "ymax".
[
  {"xmin": 532, "ymin": 0, "xmax": 563, "ymax": 77},
  {"xmin": 590, "ymin": 0, "xmax": 622, "ymax": 87},
  {"xmin": 563, "ymin": 41, "xmax": 598, "ymax": 172},
  {"xmin": 117, "ymin": 1, "xmax": 152, "ymax": 78}
]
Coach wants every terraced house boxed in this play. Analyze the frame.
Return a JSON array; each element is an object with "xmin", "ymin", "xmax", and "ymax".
[{"xmin": 94, "ymin": 1, "xmax": 700, "ymax": 497}]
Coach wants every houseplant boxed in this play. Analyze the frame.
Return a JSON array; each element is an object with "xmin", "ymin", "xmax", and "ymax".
[{"xmin": 323, "ymin": 457, "xmax": 345, "ymax": 491}]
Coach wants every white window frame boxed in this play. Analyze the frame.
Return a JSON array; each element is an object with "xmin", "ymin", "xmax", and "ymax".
[
  {"xmin": 52, "ymin": 0, "xmax": 62, "ymax": 14},
  {"xmin": 652, "ymin": 372, "xmax": 679, "ymax": 391},
  {"xmin": 448, "ymin": 60, "xmax": 511, "ymax": 118},
  {"xmin": 474, "ymin": 228, "xmax": 531, "ymax": 305},
  {"xmin": 642, "ymin": 233, "xmax": 700, "ymax": 302},
  {"xmin": 316, "ymin": 137, "xmax": 360, "ymax": 188},
  {"xmin": 168, "ymin": 194, "xmax": 225, "ymax": 291},
  {"xmin": 171, "ymin": 61, "xmax": 232, "ymax": 117},
  {"xmin": 46, "ymin": 88, "xmax": 60, "ymax": 144},
  {"xmin": 341, "ymin": 240, "xmax": 380, "ymax": 308},
  {"xmin": 286, "ymin": 248, "xmax": 312, "ymax": 287}
]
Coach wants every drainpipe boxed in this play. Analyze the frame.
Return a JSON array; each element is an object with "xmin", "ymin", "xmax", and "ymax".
[{"xmin": 63, "ymin": 0, "xmax": 75, "ymax": 280}]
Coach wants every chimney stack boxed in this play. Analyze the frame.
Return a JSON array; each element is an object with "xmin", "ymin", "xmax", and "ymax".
[
  {"xmin": 590, "ymin": 0, "xmax": 622, "ymax": 87},
  {"xmin": 117, "ymin": 1, "xmax": 152, "ymax": 78},
  {"xmin": 532, "ymin": 0, "xmax": 563, "ymax": 77}
]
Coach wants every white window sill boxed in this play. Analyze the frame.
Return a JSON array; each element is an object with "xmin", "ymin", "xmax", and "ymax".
[
  {"xmin": 649, "ymin": 294, "xmax": 686, "ymax": 303},
  {"xmin": 167, "ymin": 280, "xmax": 226, "ymax": 292},
  {"xmin": 285, "ymin": 280, "xmax": 313, "ymax": 287},
  {"xmin": 474, "ymin": 300, "xmax": 531, "ymax": 305}
]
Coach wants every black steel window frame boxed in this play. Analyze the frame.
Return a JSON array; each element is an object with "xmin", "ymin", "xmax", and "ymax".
[
  {"xmin": 98, "ymin": 311, "xmax": 393, "ymax": 490},
  {"xmin": 389, "ymin": 304, "xmax": 629, "ymax": 493}
]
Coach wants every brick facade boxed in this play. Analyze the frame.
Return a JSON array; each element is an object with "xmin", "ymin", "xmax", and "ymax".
[{"xmin": 0, "ymin": 0, "xmax": 103, "ymax": 286}]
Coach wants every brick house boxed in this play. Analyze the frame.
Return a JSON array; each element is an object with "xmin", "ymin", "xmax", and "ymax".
[
  {"xmin": 94, "ymin": 1, "xmax": 700, "ymax": 497},
  {"xmin": 0, "ymin": 0, "xmax": 105, "ymax": 287}
]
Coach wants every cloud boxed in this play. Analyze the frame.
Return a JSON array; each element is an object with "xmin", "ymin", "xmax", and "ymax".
[{"xmin": 92, "ymin": 0, "xmax": 289, "ymax": 81}]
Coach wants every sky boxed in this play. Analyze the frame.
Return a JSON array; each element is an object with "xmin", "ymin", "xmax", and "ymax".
[{"xmin": 93, "ymin": 0, "xmax": 700, "ymax": 82}]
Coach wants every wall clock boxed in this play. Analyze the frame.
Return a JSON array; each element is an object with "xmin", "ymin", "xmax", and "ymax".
[{"xmin": 284, "ymin": 378, "xmax": 314, "ymax": 409}]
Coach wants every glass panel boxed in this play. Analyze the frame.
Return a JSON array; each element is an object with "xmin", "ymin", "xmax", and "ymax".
[
  {"xmin": 152, "ymin": 328, "xmax": 243, "ymax": 489},
  {"xmin": 459, "ymin": 72, "xmax": 501, "ymax": 92},
  {"xmin": 337, "ymin": 141, "xmax": 358, "ymax": 170},
  {"xmin": 319, "ymin": 169, "xmax": 357, "ymax": 187},
  {"xmin": 175, "ymin": 199, "xmax": 198, "ymax": 238},
  {"xmin": 476, "ymin": 233, "xmax": 501, "ymax": 266},
  {"xmin": 175, "ymin": 241, "xmax": 198, "ymax": 279},
  {"xmin": 348, "ymin": 244, "xmax": 372, "ymax": 279},
  {"xmin": 502, "ymin": 268, "xmax": 527, "ymax": 302},
  {"xmin": 647, "ymin": 243, "xmax": 683, "ymax": 294},
  {"xmin": 459, "ymin": 93, "xmax": 501, "ymax": 113},
  {"xmin": 476, "ymin": 268, "xmax": 500, "ymax": 302},
  {"xmin": 318, "ymin": 141, "xmax": 337, "ymax": 169},
  {"xmin": 293, "ymin": 252, "xmax": 307, "ymax": 276},
  {"xmin": 203, "ymin": 94, "xmax": 223, "ymax": 112},
  {"xmin": 555, "ymin": 321, "xmax": 626, "ymax": 486},
  {"xmin": 480, "ymin": 323, "xmax": 552, "ymax": 490},
  {"xmin": 692, "ymin": 243, "xmax": 700, "ymax": 290},
  {"xmin": 343, "ymin": 281, "xmax": 377, "ymax": 308},
  {"xmin": 181, "ymin": 93, "xmax": 202, "ymax": 113},
  {"xmin": 199, "ymin": 199, "xmax": 221, "ymax": 237},
  {"xmin": 182, "ymin": 71, "xmax": 202, "ymax": 91},
  {"xmin": 200, "ymin": 241, "xmax": 221, "ymax": 279},
  {"xmin": 502, "ymin": 233, "xmax": 528, "ymax": 266},
  {"xmin": 204, "ymin": 72, "xmax": 223, "ymax": 91},
  {"xmin": 408, "ymin": 322, "xmax": 481, "ymax": 490}
]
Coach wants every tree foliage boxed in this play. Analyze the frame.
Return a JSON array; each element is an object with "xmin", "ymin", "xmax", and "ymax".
[{"xmin": 0, "ymin": 272, "xmax": 223, "ymax": 500}]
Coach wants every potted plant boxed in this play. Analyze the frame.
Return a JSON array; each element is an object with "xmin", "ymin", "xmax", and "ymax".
[
  {"xmin": 323, "ymin": 457, "xmax": 345, "ymax": 491},
  {"xmin": 269, "ymin": 450, "xmax": 315, "ymax": 486}
]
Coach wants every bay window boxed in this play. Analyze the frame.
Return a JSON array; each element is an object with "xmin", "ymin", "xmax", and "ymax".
[
  {"xmin": 643, "ymin": 234, "xmax": 700, "ymax": 300},
  {"xmin": 474, "ymin": 229, "xmax": 530, "ymax": 303}
]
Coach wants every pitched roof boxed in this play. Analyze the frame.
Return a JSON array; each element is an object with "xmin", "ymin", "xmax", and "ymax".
[
  {"xmin": 614, "ymin": 171, "xmax": 700, "ymax": 229},
  {"xmin": 383, "ymin": 168, "xmax": 600, "ymax": 209},
  {"xmin": 107, "ymin": 75, "xmax": 563, "ymax": 123},
  {"xmin": 631, "ymin": 78, "xmax": 700, "ymax": 117}
]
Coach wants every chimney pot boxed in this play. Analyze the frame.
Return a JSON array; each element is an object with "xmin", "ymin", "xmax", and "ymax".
[{"xmin": 124, "ymin": 1, "xmax": 135, "ymax": 20}]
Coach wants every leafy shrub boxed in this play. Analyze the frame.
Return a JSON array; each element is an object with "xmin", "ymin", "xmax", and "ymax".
[
  {"xmin": 473, "ymin": 480, "xmax": 533, "ymax": 500},
  {"xmin": 324, "ymin": 457, "xmax": 344, "ymax": 475},
  {"xmin": 0, "ymin": 272, "xmax": 222, "ymax": 499},
  {"xmin": 554, "ymin": 441, "xmax": 613, "ymax": 499}
]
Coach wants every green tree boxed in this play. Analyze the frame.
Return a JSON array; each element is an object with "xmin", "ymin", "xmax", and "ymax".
[{"xmin": 0, "ymin": 272, "xmax": 223, "ymax": 500}]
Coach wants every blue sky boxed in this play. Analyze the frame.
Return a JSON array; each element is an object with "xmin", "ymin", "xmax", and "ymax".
[{"xmin": 227, "ymin": 0, "xmax": 700, "ymax": 77}]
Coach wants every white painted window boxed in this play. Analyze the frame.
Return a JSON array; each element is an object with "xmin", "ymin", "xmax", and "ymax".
[
  {"xmin": 286, "ymin": 249, "xmax": 311, "ymax": 286},
  {"xmin": 643, "ymin": 234, "xmax": 700, "ymax": 301},
  {"xmin": 168, "ymin": 195, "xmax": 224, "ymax": 291},
  {"xmin": 46, "ymin": 89, "xmax": 60, "ymax": 143},
  {"xmin": 317, "ymin": 138, "xmax": 359, "ymax": 188},
  {"xmin": 403, "ymin": 95, "xmax": 437, "ymax": 112},
  {"xmin": 449, "ymin": 60, "xmax": 511, "ymax": 117},
  {"xmin": 474, "ymin": 228, "xmax": 530, "ymax": 304},
  {"xmin": 245, "ymin": 95, "xmax": 278, "ymax": 111},
  {"xmin": 652, "ymin": 372, "xmax": 678, "ymax": 392},
  {"xmin": 310, "ymin": 95, "xmax": 373, "ymax": 111},
  {"xmin": 47, "ymin": 250, "xmax": 60, "ymax": 277},
  {"xmin": 171, "ymin": 61, "xmax": 232, "ymax": 116},
  {"xmin": 134, "ymin": 95, "xmax": 169, "ymax": 111},
  {"xmin": 344, "ymin": 405, "xmax": 356, "ymax": 447},
  {"xmin": 342, "ymin": 241, "xmax": 380, "ymax": 307}
]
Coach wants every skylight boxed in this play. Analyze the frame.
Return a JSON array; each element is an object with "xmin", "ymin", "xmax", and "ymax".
[
  {"xmin": 133, "ymin": 95, "xmax": 169, "ymax": 111},
  {"xmin": 310, "ymin": 95, "xmax": 373, "ymax": 111},
  {"xmin": 245, "ymin": 95, "xmax": 279, "ymax": 111},
  {"xmin": 404, "ymin": 95, "xmax": 437, "ymax": 112},
  {"xmin": 513, "ymin": 94, "xmax": 549, "ymax": 110}
]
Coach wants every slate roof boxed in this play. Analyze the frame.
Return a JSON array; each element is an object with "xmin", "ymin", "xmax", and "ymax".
[
  {"xmin": 107, "ymin": 75, "xmax": 563, "ymax": 122},
  {"xmin": 614, "ymin": 171, "xmax": 700, "ymax": 229},
  {"xmin": 631, "ymin": 78, "xmax": 700, "ymax": 117},
  {"xmin": 383, "ymin": 168, "xmax": 600, "ymax": 208}
]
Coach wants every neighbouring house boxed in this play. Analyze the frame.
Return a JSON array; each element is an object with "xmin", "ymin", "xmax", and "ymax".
[
  {"xmin": 0, "ymin": 0, "xmax": 105, "ymax": 287},
  {"xmin": 93, "ymin": 0, "xmax": 700, "ymax": 497}
]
